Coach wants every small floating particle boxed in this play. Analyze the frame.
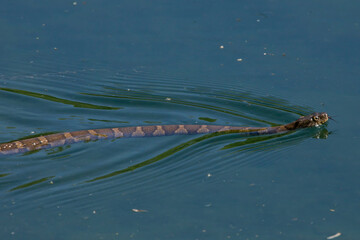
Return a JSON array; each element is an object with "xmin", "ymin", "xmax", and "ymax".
[
  {"xmin": 219, "ymin": 45, "xmax": 224, "ymax": 49},
  {"xmin": 132, "ymin": 209, "xmax": 148, "ymax": 213},
  {"xmin": 330, "ymin": 209, "xmax": 335, "ymax": 212},
  {"xmin": 236, "ymin": 58, "xmax": 243, "ymax": 62},
  {"xmin": 165, "ymin": 97, "xmax": 171, "ymax": 101},
  {"xmin": 207, "ymin": 173, "xmax": 212, "ymax": 177},
  {"xmin": 73, "ymin": 1, "xmax": 77, "ymax": 5},
  {"xmin": 264, "ymin": 52, "xmax": 275, "ymax": 56},
  {"xmin": 92, "ymin": 210, "xmax": 96, "ymax": 214},
  {"xmin": 327, "ymin": 232, "xmax": 341, "ymax": 239}
]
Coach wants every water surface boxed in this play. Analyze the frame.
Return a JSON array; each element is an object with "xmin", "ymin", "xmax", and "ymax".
[{"xmin": 1, "ymin": 1, "xmax": 359, "ymax": 240}]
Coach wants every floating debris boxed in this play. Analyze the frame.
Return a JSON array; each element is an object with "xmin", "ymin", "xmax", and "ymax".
[
  {"xmin": 327, "ymin": 232, "xmax": 341, "ymax": 239},
  {"xmin": 132, "ymin": 209, "xmax": 148, "ymax": 213}
]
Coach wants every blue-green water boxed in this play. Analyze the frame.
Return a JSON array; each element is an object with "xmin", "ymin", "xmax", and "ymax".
[{"xmin": 1, "ymin": 1, "xmax": 359, "ymax": 239}]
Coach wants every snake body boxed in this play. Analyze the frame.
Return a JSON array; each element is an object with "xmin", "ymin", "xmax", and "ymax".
[{"xmin": 0, "ymin": 112, "xmax": 328, "ymax": 155}]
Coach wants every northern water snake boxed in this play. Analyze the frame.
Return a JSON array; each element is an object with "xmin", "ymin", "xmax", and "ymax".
[{"xmin": 0, "ymin": 112, "xmax": 329, "ymax": 155}]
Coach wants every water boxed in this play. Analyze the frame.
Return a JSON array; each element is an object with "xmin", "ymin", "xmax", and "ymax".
[{"xmin": 1, "ymin": 1, "xmax": 360, "ymax": 239}]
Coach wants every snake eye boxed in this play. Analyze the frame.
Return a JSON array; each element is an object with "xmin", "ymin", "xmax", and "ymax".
[{"xmin": 313, "ymin": 116, "xmax": 319, "ymax": 121}]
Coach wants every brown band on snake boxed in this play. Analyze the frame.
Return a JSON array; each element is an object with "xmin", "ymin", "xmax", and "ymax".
[{"xmin": 0, "ymin": 112, "xmax": 329, "ymax": 155}]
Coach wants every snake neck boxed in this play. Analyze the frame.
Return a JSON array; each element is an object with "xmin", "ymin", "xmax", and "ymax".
[{"xmin": 283, "ymin": 120, "xmax": 303, "ymax": 131}]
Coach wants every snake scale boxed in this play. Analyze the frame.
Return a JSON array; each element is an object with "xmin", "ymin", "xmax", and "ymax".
[{"xmin": 0, "ymin": 112, "xmax": 329, "ymax": 155}]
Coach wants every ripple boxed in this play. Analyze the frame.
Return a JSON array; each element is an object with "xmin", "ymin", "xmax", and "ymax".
[{"xmin": 0, "ymin": 67, "xmax": 327, "ymax": 210}]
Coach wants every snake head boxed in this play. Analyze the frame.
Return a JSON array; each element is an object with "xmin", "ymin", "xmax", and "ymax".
[{"xmin": 298, "ymin": 112, "xmax": 329, "ymax": 128}]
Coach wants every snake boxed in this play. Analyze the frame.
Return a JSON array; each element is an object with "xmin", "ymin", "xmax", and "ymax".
[{"xmin": 0, "ymin": 112, "xmax": 329, "ymax": 155}]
